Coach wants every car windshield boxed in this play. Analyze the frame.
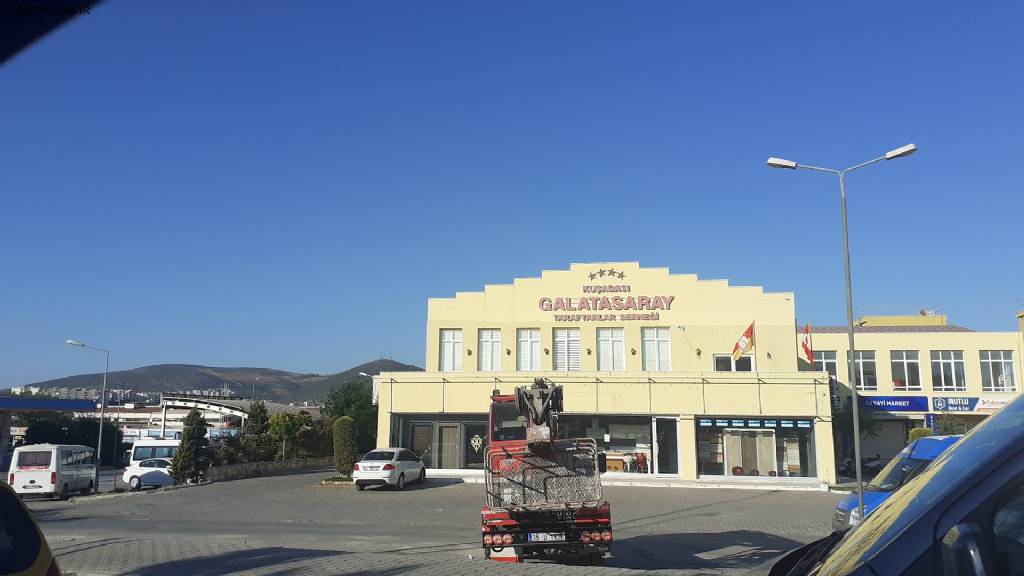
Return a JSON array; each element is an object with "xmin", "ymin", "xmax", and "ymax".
[
  {"xmin": 865, "ymin": 456, "xmax": 930, "ymax": 492},
  {"xmin": 17, "ymin": 451, "xmax": 51, "ymax": 467},
  {"xmin": 363, "ymin": 451, "xmax": 394, "ymax": 461},
  {"xmin": 491, "ymin": 402, "xmax": 526, "ymax": 441},
  {"xmin": 812, "ymin": 398, "xmax": 1024, "ymax": 575}
]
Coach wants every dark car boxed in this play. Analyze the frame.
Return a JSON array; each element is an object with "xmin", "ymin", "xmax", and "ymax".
[
  {"xmin": 0, "ymin": 480, "xmax": 62, "ymax": 576},
  {"xmin": 757, "ymin": 393, "xmax": 1024, "ymax": 575}
]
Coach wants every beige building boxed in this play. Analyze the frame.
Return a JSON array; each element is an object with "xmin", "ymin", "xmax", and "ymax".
[{"xmin": 375, "ymin": 263, "xmax": 1024, "ymax": 486}]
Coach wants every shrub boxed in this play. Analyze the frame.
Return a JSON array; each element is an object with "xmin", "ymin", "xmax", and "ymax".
[
  {"xmin": 908, "ymin": 427, "xmax": 932, "ymax": 443},
  {"xmin": 333, "ymin": 416, "xmax": 358, "ymax": 476}
]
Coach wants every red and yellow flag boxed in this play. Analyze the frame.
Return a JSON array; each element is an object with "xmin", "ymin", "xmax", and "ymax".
[{"xmin": 732, "ymin": 322, "xmax": 755, "ymax": 362}]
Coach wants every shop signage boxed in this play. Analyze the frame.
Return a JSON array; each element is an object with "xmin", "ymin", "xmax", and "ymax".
[
  {"xmin": 859, "ymin": 395, "xmax": 928, "ymax": 412},
  {"xmin": 539, "ymin": 267, "xmax": 677, "ymax": 322},
  {"xmin": 698, "ymin": 418, "xmax": 811, "ymax": 429},
  {"xmin": 932, "ymin": 397, "xmax": 979, "ymax": 412},
  {"xmin": 977, "ymin": 397, "xmax": 1011, "ymax": 413}
]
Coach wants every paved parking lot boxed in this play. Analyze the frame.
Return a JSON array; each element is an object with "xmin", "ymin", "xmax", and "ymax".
[{"xmin": 29, "ymin": 471, "xmax": 841, "ymax": 575}]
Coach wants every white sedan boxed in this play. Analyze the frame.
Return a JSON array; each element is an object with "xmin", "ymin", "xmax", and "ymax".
[
  {"xmin": 123, "ymin": 458, "xmax": 174, "ymax": 491},
  {"xmin": 352, "ymin": 448, "xmax": 426, "ymax": 491}
]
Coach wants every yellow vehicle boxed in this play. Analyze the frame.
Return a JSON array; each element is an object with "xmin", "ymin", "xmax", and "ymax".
[{"xmin": 0, "ymin": 481, "xmax": 62, "ymax": 576}]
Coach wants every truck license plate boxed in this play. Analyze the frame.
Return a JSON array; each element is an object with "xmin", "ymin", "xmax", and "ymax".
[
  {"xmin": 528, "ymin": 532, "xmax": 565, "ymax": 542},
  {"xmin": 22, "ymin": 485, "xmax": 41, "ymax": 489}
]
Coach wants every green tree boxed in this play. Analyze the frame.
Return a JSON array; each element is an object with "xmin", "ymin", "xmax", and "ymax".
[
  {"xmin": 241, "ymin": 400, "xmax": 275, "ymax": 462},
  {"xmin": 170, "ymin": 409, "xmax": 210, "ymax": 483},
  {"xmin": 67, "ymin": 419, "xmax": 123, "ymax": 467},
  {"xmin": 333, "ymin": 416, "xmax": 358, "ymax": 476},
  {"xmin": 213, "ymin": 435, "xmax": 243, "ymax": 466},
  {"xmin": 244, "ymin": 401, "xmax": 270, "ymax": 435},
  {"xmin": 25, "ymin": 418, "xmax": 67, "ymax": 445},
  {"xmin": 269, "ymin": 412, "xmax": 311, "ymax": 460},
  {"xmin": 908, "ymin": 427, "xmax": 933, "ymax": 443},
  {"xmin": 933, "ymin": 414, "xmax": 975, "ymax": 436},
  {"xmin": 322, "ymin": 382, "xmax": 377, "ymax": 453}
]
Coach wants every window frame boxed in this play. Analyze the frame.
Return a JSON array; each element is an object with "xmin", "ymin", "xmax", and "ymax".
[
  {"xmin": 477, "ymin": 328, "xmax": 502, "ymax": 372},
  {"xmin": 980, "ymin": 350, "xmax": 1016, "ymax": 392},
  {"xmin": 931, "ymin": 350, "xmax": 966, "ymax": 392},
  {"xmin": 553, "ymin": 328, "xmax": 581, "ymax": 371},
  {"xmin": 890, "ymin": 350, "xmax": 922, "ymax": 391},
  {"xmin": 847, "ymin": 350, "xmax": 878, "ymax": 391},
  {"xmin": 439, "ymin": 328, "xmax": 463, "ymax": 372},
  {"xmin": 596, "ymin": 327, "xmax": 625, "ymax": 371},
  {"xmin": 812, "ymin": 350, "xmax": 838, "ymax": 379},
  {"xmin": 641, "ymin": 327, "xmax": 672, "ymax": 372},
  {"xmin": 713, "ymin": 354, "xmax": 754, "ymax": 372},
  {"xmin": 516, "ymin": 328, "xmax": 541, "ymax": 371}
]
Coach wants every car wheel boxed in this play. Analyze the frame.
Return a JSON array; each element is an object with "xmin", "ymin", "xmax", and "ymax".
[
  {"xmin": 59, "ymin": 483, "xmax": 69, "ymax": 501},
  {"xmin": 396, "ymin": 473, "xmax": 405, "ymax": 491},
  {"xmin": 356, "ymin": 483, "xmax": 366, "ymax": 491},
  {"xmin": 129, "ymin": 476, "xmax": 141, "ymax": 491},
  {"xmin": 418, "ymin": 468, "xmax": 426, "ymax": 484}
]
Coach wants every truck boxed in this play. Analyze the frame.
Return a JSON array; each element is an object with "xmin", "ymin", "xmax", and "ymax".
[{"xmin": 480, "ymin": 378, "xmax": 612, "ymax": 564}]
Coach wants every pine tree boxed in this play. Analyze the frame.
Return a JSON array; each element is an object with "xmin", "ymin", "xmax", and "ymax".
[{"xmin": 171, "ymin": 408, "xmax": 210, "ymax": 483}]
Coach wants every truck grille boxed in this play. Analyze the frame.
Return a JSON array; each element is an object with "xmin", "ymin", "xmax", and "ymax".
[{"xmin": 485, "ymin": 439, "xmax": 602, "ymax": 508}]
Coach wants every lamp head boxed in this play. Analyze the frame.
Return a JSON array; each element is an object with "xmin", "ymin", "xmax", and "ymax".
[
  {"xmin": 359, "ymin": 372, "xmax": 370, "ymax": 377},
  {"xmin": 885, "ymin": 143, "xmax": 917, "ymax": 160},
  {"xmin": 766, "ymin": 157, "xmax": 798, "ymax": 169},
  {"xmin": 66, "ymin": 339, "xmax": 85, "ymax": 347}
]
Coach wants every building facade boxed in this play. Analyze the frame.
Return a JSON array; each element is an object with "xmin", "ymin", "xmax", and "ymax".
[{"xmin": 375, "ymin": 263, "xmax": 1024, "ymax": 486}]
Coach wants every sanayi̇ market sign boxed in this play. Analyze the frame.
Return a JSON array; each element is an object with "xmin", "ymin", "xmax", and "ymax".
[{"xmin": 859, "ymin": 396, "xmax": 929, "ymax": 412}]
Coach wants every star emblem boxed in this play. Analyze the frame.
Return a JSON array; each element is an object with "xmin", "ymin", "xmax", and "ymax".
[
  {"xmin": 589, "ymin": 272, "xmax": 597, "ymax": 280},
  {"xmin": 617, "ymin": 271, "xmax": 626, "ymax": 279},
  {"xmin": 597, "ymin": 269, "xmax": 607, "ymax": 277}
]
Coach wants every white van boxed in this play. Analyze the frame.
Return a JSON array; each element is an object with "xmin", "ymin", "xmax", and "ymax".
[
  {"xmin": 129, "ymin": 438, "xmax": 179, "ymax": 468},
  {"xmin": 8, "ymin": 444, "xmax": 96, "ymax": 500}
]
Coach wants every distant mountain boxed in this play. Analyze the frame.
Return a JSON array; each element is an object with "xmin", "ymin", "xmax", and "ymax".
[{"xmin": 23, "ymin": 359, "xmax": 422, "ymax": 403}]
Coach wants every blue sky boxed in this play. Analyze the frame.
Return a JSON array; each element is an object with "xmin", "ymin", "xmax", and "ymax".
[{"xmin": 2, "ymin": 1, "xmax": 1022, "ymax": 385}]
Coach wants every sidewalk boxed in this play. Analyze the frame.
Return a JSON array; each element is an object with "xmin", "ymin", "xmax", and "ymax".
[{"xmin": 427, "ymin": 469, "xmax": 829, "ymax": 491}]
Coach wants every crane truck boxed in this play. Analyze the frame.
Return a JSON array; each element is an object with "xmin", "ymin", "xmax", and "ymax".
[{"xmin": 480, "ymin": 378, "xmax": 612, "ymax": 564}]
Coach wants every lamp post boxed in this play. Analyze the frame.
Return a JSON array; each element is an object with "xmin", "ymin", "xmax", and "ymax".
[
  {"xmin": 766, "ymin": 143, "xmax": 917, "ymax": 520},
  {"xmin": 66, "ymin": 339, "xmax": 110, "ymax": 494}
]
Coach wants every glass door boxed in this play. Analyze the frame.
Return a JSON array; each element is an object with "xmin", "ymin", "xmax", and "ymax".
[
  {"xmin": 655, "ymin": 418, "xmax": 678, "ymax": 474},
  {"xmin": 410, "ymin": 423, "xmax": 433, "ymax": 468},
  {"xmin": 463, "ymin": 423, "xmax": 488, "ymax": 469},
  {"xmin": 724, "ymin": 429, "xmax": 776, "ymax": 476},
  {"xmin": 437, "ymin": 424, "xmax": 461, "ymax": 469}
]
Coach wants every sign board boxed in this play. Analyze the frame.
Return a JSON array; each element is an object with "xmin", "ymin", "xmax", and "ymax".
[
  {"xmin": 860, "ymin": 396, "xmax": 929, "ymax": 412},
  {"xmin": 977, "ymin": 397, "xmax": 1011, "ymax": 413},
  {"xmin": 932, "ymin": 397, "xmax": 979, "ymax": 412}
]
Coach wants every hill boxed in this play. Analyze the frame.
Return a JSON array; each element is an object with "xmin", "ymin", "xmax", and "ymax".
[{"xmin": 22, "ymin": 359, "xmax": 422, "ymax": 403}]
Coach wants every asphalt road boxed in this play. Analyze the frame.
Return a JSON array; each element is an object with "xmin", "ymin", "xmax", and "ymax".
[{"xmin": 30, "ymin": 471, "xmax": 842, "ymax": 576}]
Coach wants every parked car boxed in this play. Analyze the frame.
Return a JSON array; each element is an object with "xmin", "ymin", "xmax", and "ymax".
[
  {"xmin": 123, "ymin": 458, "xmax": 174, "ymax": 491},
  {"xmin": 8, "ymin": 444, "xmax": 96, "ymax": 500},
  {"xmin": 832, "ymin": 435, "xmax": 961, "ymax": 530},
  {"xmin": 127, "ymin": 438, "xmax": 179, "ymax": 469},
  {"xmin": 352, "ymin": 448, "xmax": 426, "ymax": 491},
  {"xmin": 0, "ymin": 481, "xmax": 62, "ymax": 575},
  {"xmin": 755, "ymin": 394, "xmax": 1024, "ymax": 575}
]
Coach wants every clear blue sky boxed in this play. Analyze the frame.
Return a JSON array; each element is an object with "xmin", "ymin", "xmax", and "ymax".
[{"xmin": 3, "ymin": 1, "xmax": 1022, "ymax": 386}]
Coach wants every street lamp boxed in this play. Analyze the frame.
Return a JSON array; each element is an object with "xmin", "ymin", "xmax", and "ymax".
[
  {"xmin": 766, "ymin": 143, "xmax": 916, "ymax": 520},
  {"xmin": 66, "ymin": 339, "xmax": 109, "ymax": 494}
]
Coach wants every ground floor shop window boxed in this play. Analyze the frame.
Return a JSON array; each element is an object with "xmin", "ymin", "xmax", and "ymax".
[
  {"xmin": 394, "ymin": 415, "xmax": 489, "ymax": 470},
  {"xmin": 697, "ymin": 417, "xmax": 817, "ymax": 478},
  {"xmin": 557, "ymin": 415, "xmax": 654, "ymax": 473}
]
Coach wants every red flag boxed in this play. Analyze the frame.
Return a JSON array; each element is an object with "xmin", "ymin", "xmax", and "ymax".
[
  {"xmin": 801, "ymin": 322, "xmax": 813, "ymax": 364},
  {"xmin": 732, "ymin": 322, "xmax": 755, "ymax": 362}
]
